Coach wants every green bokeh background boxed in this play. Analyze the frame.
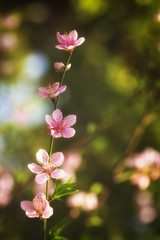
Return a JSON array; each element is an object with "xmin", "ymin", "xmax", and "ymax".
[{"xmin": 1, "ymin": 0, "xmax": 160, "ymax": 239}]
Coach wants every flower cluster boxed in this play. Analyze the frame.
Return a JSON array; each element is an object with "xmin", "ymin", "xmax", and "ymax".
[
  {"xmin": 21, "ymin": 29, "xmax": 85, "ymax": 228},
  {"xmin": 126, "ymin": 148, "xmax": 160, "ymax": 190}
]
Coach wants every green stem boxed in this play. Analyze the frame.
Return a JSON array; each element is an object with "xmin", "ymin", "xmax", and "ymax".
[
  {"xmin": 55, "ymin": 52, "xmax": 73, "ymax": 109},
  {"xmin": 43, "ymin": 51, "xmax": 73, "ymax": 240}
]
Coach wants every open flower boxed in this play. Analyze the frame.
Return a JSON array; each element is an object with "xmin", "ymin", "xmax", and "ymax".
[
  {"xmin": 28, "ymin": 149, "xmax": 65, "ymax": 184},
  {"xmin": 38, "ymin": 82, "xmax": 66, "ymax": 99},
  {"xmin": 45, "ymin": 109, "xmax": 76, "ymax": 138},
  {"xmin": 54, "ymin": 62, "xmax": 71, "ymax": 72},
  {"xmin": 55, "ymin": 30, "xmax": 85, "ymax": 52},
  {"xmin": 21, "ymin": 193, "xmax": 53, "ymax": 219}
]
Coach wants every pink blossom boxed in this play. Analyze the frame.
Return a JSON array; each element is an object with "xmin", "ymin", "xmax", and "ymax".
[
  {"xmin": 54, "ymin": 62, "xmax": 71, "ymax": 72},
  {"xmin": 21, "ymin": 192, "xmax": 53, "ymax": 219},
  {"xmin": 55, "ymin": 30, "xmax": 85, "ymax": 52},
  {"xmin": 131, "ymin": 172, "xmax": 150, "ymax": 190},
  {"xmin": 38, "ymin": 82, "xmax": 66, "ymax": 99},
  {"xmin": 126, "ymin": 148, "xmax": 160, "ymax": 189},
  {"xmin": 45, "ymin": 109, "xmax": 76, "ymax": 138},
  {"xmin": 28, "ymin": 149, "xmax": 65, "ymax": 184},
  {"xmin": 67, "ymin": 191, "xmax": 99, "ymax": 214}
]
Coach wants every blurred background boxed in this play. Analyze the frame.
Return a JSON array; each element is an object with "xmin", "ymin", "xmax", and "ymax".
[{"xmin": 1, "ymin": 0, "xmax": 160, "ymax": 239}]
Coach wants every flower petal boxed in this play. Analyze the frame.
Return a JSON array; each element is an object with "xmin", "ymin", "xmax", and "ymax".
[
  {"xmin": 36, "ymin": 149, "xmax": 49, "ymax": 165},
  {"xmin": 51, "ymin": 130, "xmax": 62, "ymax": 138},
  {"xmin": 58, "ymin": 85, "xmax": 66, "ymax": 94},
  {"xmin": 57, "ymin": 32, "xmax": 66, "ymax": 44},
  {"xmin": 26, "ymin": 211, "xmax": 39, "ymax": 218},
  {"xmin": 38, "ymin": 87, "xmax": 49, "ymax": 94},
  {"xmin": 28, "ymin": 163, "xmax": 43, "ymax": 174},
  {"xmin": 21, "ymin": 201, "xmax": 35, "ymax": 211},
  {"xmin": 76, "ymin": 37, "xmax": 85, "ymax": 46},
  {"xmin": 63, "ymin": 115, "xmax": 76, "ymax": 127},
  {"xmin": 50, "ymin": 152, "xmax": 64, "ymax": 167},
  {"xmin": 51, "ymin": 169, "xmax": 65, "ymax": 179},
  {"xmin": 52, "ymin": 109, "xmax": 63, "ymax": 122},
  {"xmin": 45, "ymin": 115, "xmax": 55, "ymax": 128},
  {"xmin": 42, "ymin": 204, "xmax": 53, "ymax": 218},
  {"xmin": 69, "ymin": 30, "xmax": 78, "ymax": 41},
  {"xmin": 55, "ymin": 45, "xmax": 67, "ymax": 50},
  {"xmin": 35, "ymin": 173, "xmax": 50, "ymax": 184},
  {"xmin": 38, "ymin": 92, "xmax": 49, "ymax": 98},
  {"xmin": 62, "ymin": 128, "xmax": 76, "ymax": 138}
]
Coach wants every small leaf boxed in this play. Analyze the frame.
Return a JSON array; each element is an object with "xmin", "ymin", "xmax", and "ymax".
[{"xmin": 53, "ymin": 177, "xmax": 78, "ymax": 200}]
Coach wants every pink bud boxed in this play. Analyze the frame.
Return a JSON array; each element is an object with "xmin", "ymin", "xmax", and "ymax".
[
  {"xmin": 54, "ymin": 62, "xmax": 71, "ymax": 72},
  {"xmin": 46, "ymin": 125, "xmax": 51, "ymax": 132}
]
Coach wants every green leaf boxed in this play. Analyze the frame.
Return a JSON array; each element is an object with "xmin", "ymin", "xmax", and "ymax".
[
  {"xmin": 48, "ymin": 225, "xmax": 69, "ymax": 240},
  {"xmin": 53, "ymin": 177, "xmax": 78, "ymax": 200}
]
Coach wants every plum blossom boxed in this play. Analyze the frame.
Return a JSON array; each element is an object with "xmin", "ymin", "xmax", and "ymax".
[
  {"xmin": 55, "ymin": 30, "xmax": 85, "ymax": 52},
  {"xmin": 54, "ymin": 62, "xmax": 71, "ymax": 72},
  {"xmin": 45, "ymin": 109, "xmax": 76, "ymax": 138},
  {"xmin": 67, "ymin": 191, "xmax": 99, "ymax": 218},
  {"xmin": 38, "ymin": 82, "xmax": 66, "ymax": 99},
  {"xmin": 28, "ymin": 149, "xmax": 65, "ymax": 184},
  {"xmin": 21, "ymin": 192, "xmax": 53, "ymax": 219},
  {"xmin": 126, "ymin": 148, "xmax": 160, "ymax": 189}
]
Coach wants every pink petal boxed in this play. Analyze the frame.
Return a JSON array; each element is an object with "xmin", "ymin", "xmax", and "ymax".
[
  {"xmin": 50, "ymin": 152, "xmax": 64, "ymax": 167},
  {"xmin": 76, "ymin": 37, "xmax": 85, "ymax": 46},
  {"xmin": 69, "ymin": 30, "xmax": 78, "ymax": 41},
  {"xmin": 63, "ymin": 115, "xmax": 76, "ymax": 127},
  {"xmin": 45, "ymin": 115, "xmax": 55, "ymax": 128},
  {"xmin": 50, "ymin": 92, "xmax": 59, "ymax": 98},
  {"xmin": 67, "ymin": 45, "xmax": 75, "ymax": 50},
  {"xmin": 56, "ymin": 32, "xmax": 66, "ymax": 44},
  {"xmin": 62, "ymin": 128, "xmax": 76, "ymax": 138},
  {"xmin": 26, "ymin": 211, "xmax": 39, "ymax": 218},
  {"xmin": 38, "ymin": 92, "xmax": 49, "ymax": 98},
  {"xmin": 51, "ymin": 169, "xmax": 65, "ymax": 179},
  {"xmin": 51, "ymin": 130, "xmax": 62, "ymax": 138},
  {"xmin": 21, "ymin": 201, "xmax": 35, "ymax": 211},
  {"xmin": 58, "ymin": 85, "xmax": 67, "ymax": 94},
  {"xmin": 52, "ymin": 109, "xmax": 63, "ymax": 122},
  {"xmin": 55, "ymin": 45, "xmax": 67, "ymax": 50},
  {"xmin": 38, "ymin": 87, "xmax": 49, "ymax": 94},
  {"xmin": 36, "ymin": 149, "xmax": 49, "ymax": 165},
  {"xmin": 42, "ymin": 204, "xmax": 53, "ymax": 218},
  {"xmin": 35, "ymin": 173, "xmax": 50, "ymax": 184},
  {"xmin": 28, "ymin": 163, "xmax": 43, "ymax": 174}
]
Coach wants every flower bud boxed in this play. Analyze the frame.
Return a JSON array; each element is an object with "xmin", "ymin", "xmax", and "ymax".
[{"xmin": 54, "ymin": 62, "xmax": 71, "ymax": 72}]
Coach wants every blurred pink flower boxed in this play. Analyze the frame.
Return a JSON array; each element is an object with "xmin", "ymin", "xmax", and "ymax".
[
  {"xmin": 135, "ymin": 192, "xmax": 156, "ymax": 224},
  {"xmin": 38, "ymin": 82, "xmax": 66, "ymax": 99},
  {"xmin": 0, "ymin": 33, "xmax": 17, "ymax": 50},
  {"xmin": 1, "ymin": 14, "xmax": 20, "ymax": 29},
  {"xmin": 21, "ymin": 192, "xmax": 53, "ymax": 218},
  {"xmin": 54, "ymin": 62, "xmax": 71, "ymax": 72},
  {"xmin": 0, "ymin": 171, "xmax": 14, "ymax": 207},
  {"xmin": 55, "ymin": 30, "xmax": 85, "ymax": 52},
  {"xmin": 131, "ymin": 172, "xmax": 150, "ymax": 190},
  {"xmin": 127, "ymin": 148, "xmax": 160, "ymax": 189},
  {"xmin": 28, "ymin": 149, "xmax": 65, "ymax": 184},
  {"xmin": 45, "ymin": 109, "xmax": 76, "ymax": 138},
  {"xmin": 67, "ymin": 191, "xmax": 99, "ymax": 215},
  {"xmin": 62, "ymin": 151, "xmax": 82, "ymax": 183}
]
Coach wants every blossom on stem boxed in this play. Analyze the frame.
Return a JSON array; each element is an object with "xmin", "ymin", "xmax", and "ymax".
[
  {"xmin": 45, "ymin": 109, "xmax": 76, "ymax": 138},
  {"xmin": 54, "ymin": 62, "xmax": 71, "ymax": 72},
  {"xmin": 28, "ymin": 149, "xmax": 65, "ymax": 184},
  {"xmin": 38, "ymin": 82, "xmax": 66, "ymax": 99},
  {"xmin": 55, "ymin": 30, "xmax": 85, "ymax": 52},
  {"xmin": 21, "ymin": 192, "xmax": 53, "ymax": 219}
]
